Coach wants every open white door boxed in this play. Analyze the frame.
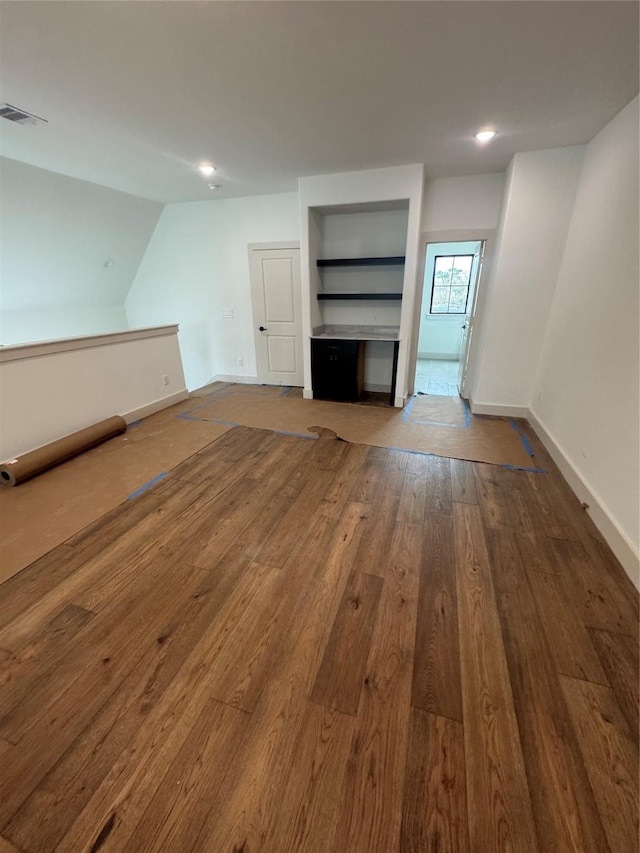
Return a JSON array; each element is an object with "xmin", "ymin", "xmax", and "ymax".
[
  {"xmin": 457, "ymin": 241, "xmax": 485, "ymax": 396},
  {"xmin": 249, "ymin": 246, "xmax": 303, "ymax": 386}
]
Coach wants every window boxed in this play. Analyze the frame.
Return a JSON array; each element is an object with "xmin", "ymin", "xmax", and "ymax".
[{"xmin": 430, "ymin": 254, "xmax": 473, "ymax": 314}]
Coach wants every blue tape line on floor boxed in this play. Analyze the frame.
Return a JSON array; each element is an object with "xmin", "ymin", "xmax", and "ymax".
[
  {"xmin": 274, "ymin": 429, "xmax": 318, "ymax": 439},
  {"xmin": 127, "ymin": 419, "xmax": 143, "ymax": 428},
  {"xmin": 387, "ymin": 446, "xmax": 437, "ymax": 457},
  {"xmin": 509, "ymin": 419, "xmax": 535, "ymax": 457},
  {"xmin": 462, "ymin": 398, "xmax": 472, "ymax": 428},
  {"xmin": 501, "ymin": 463, "xmax": 547, "ymax": 474},
  {"xmin": 128, "ymin": 471, "xmax": 168, "ymax": 499},
  {"xmin": 401, "ymin": 395, "xmax": 418, "ymax": 421},
  {"xmin": 206, "ymin": 419, "xmax": 242, "ymax": 427}
]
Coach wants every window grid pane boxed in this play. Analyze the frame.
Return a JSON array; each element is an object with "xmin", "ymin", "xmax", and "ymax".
[{"xmin": 429, "ymin": 254, "xmax": 473, "ymax": 315}]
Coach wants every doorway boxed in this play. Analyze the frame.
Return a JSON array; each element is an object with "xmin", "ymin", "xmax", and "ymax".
[
  {"xmin": 248, "ymin": 243, "xmax": 303, "ymax": 386},
  {"xmin": 414, "ymin": 240, "xmax": 484, "ymax": 397}
]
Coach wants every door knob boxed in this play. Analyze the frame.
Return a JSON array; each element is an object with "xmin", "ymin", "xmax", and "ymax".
[{"xmin": 259, "ymin": 326, "xmax": 268, "ymax": 331}]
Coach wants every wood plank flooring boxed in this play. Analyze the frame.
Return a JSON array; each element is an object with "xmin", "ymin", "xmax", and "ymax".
[{"xmin": 0, "ymin": 423, "xmax": 637, "ymax": 853}]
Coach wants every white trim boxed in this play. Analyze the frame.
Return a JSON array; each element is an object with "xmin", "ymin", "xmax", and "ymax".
[
  {"xmin": 528, "ymin": 408, "xmax": 639, "ymax": 589},
  {"xmin": 248, "ymin": 240, "xmax": 300, "ymax": 251},
  {"xmin": 123, "ymin": 389, "xmax": 189, "ymax": 423},
  {"xmin": 418, "ymin": 352, "xmax": 460, "ymax": 360},
  {"xmin": 468, "ymin": 398, "xmax": 529, "ymax": 418},
  {"xmin": 0, "ymin": 325, "xmax": 180, "ymax": 363},
  {"xmin": 209, "ymin": 373, "xmax": 260, "ymax": 385},
  {"xmin": 303, "ymin": 388, "xmax": 313, "ymax": 399}
]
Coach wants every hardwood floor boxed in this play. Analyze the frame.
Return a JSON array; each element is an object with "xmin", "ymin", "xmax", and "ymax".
[{"xmin": 0, "ymin": 424, "xmax": 637, "ymax": 852}]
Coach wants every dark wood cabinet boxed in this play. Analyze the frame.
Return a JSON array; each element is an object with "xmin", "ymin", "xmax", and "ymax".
[{"xmin": 311, "ymin": 339, "xmax": 365, "ymax": 402}]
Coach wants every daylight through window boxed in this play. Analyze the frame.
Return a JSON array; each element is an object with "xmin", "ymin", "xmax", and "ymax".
[{"xmin": 430, "ymin": 254, "xmax": 473, "ymax": 314}]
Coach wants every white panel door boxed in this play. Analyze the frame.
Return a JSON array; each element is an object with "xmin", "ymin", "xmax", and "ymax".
[
  {"xmin": 249, "ymin": 247, "xmax": 303, "ymax": 386},
  {"xmin": 458, "ymin": 241, "xmax": 485, "ymax": 396}
]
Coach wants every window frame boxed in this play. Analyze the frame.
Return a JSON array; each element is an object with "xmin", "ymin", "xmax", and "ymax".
[{"xmin": 429, "ymin": 253, "xmax": 474, "ymax": 315}]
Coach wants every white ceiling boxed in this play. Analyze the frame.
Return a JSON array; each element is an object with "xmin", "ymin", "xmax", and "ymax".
[{"xmin": 0, "ymin": 1, "xmax": 637, "ymax": 203}]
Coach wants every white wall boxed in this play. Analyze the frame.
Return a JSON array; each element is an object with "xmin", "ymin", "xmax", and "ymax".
[
  {"xmin": 321, "ymin": 208, "xmax": 409, "ymax": 258},
  {"xmin": 126, "ymin": 193, "xmax": 300, "ymax": 391},
  {"xmin": 418, "ymin": 316, "xmax": 461, "ymax": 359},
  {"xmin": 318, "ymin": 208, "xmax": 407, "ymax": 334},
  {"xmin": 0, "ymin": 157, "xmax": 162, "ymax": 343},
  {"xmin": 0, "ymin": 305, "xmax": 128, "ymax": 345},
  {"xmin": 422, "ymin": 173, "xmax": 505, "ymax": 232},
  {"xmin": 0, "ymin": 327, "xmax": 186, "ymax": 460},
  {"xmin": 471, "ymin": 147, "xmax": 584, "ymax": 410},
  {"xmin": 531, "ymin": 97, "xmax": 639, "ymax": 581}
]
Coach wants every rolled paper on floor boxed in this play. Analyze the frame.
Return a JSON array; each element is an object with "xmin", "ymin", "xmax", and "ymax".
[{"xmin": 0, "ymin": 416, "xmax": 127, "ymax": 486}]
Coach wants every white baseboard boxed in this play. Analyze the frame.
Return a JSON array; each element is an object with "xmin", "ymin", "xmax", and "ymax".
[
  {"xmin": 123, "ymin": 389, "xmax": 189, "ymax": 423},
  {"xmin": 417, "ymin": 352, "xmax": 460, "ymax": 361},
  {"xmin": 208, "ymin": 373, "xmax": 259, "ymax": 385},
  {"xmin": 303, "ymin": 388, "xmax": 313, "ymax": 400},
  {"xmin": 528, "ymin": 408, "xmax": 639, "ymax": 590},
  {"xmin": 468, "ymin": 397, "xmax": 529, "ymax": 418}
]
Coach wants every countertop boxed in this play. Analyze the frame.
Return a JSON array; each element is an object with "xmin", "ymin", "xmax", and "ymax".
[{"xmin": 310, "ymin": 324, "xmax": 399, "ymax": 342}]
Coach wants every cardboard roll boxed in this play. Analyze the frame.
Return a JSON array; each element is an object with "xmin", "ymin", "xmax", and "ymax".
[{"xmin": 0, "ymin": 416, "xmax": 127, "ymax": 486}]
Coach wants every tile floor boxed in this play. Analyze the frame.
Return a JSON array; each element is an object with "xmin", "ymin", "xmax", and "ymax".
[{"xmin": 414, "ymin": 358, "xmax": 460, "ymax": 396}]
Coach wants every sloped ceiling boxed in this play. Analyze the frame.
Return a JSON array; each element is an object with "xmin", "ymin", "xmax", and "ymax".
[
  {"xmin": 0, "ymin": 157, "xmax": 162, "ymax": 312},
  {"xmin": 0, "ymin": 0, "xmax": 637, "ymax": 203}
]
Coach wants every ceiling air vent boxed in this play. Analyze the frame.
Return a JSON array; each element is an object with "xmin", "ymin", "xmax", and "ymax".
[{"xmin": 0, "ymin": 104, "xmax": 47, "ymax": 126}]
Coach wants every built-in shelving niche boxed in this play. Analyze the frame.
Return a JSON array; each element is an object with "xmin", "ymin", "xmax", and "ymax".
[{"xmin": 311, "ymin": 203, "xmax": 409, "ymax": 399}]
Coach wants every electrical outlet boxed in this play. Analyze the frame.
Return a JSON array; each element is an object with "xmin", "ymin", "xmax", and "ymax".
[
  {"xmin": 372, "ymin": 313, "xmax": 379, "ymax": 324},
  {"xmin": 237, "ymin": 357, "xmax": 243, "ymax": 367},
  {"xmin": 163, "ymin": 375, "xmax": 170, "ymax": 386},
  {"xmin": 220, "ymin": 310, "xmax": 233, "ymax": 319}
]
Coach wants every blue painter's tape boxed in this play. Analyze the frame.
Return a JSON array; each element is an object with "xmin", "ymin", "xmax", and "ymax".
[
  {"xmin": 127, "ymin": 419, "xmax": 143, "ymax": 428},
  {"xmin": 462, "ymin": 398, "xmax": 472, "ymax": 428},
  {"xmin": 509, "ymin": 419, "xmax": 535, "ymax": 457},
  {"xmin": 206, "ymin": 419, "xmax": 242, "ymax": 427},
  {"xmin": 401, "ymin": 395, "xmax": 418, "ymax": 421},
  {"xmin": 387, "ymin": 446, "xmax": 437, "ymax": 457},
  {"xmin": 274, "ymin": 429, "xmax": 318, "ymax": 439},
  {"xmin": 128, "ymin": 471, "xmax": 168, "ymax": 500},
  {"xmin": 501, "ymin": 463, "xmax": 547, "ymax": 474}
]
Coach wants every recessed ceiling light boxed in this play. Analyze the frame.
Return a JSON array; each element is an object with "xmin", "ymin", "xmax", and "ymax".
[
  {"xmin": 198, "ymin": 163, "xmax": 216, "ymax": 176},
  {"xmin": 475, "ymin": 128, "xmax": 496, "ymax": 143}
]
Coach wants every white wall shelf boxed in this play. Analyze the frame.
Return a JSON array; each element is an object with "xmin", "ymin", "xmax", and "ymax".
[{"xmin": 317, "ymin": 293, "xmax": 402, "ymax": 301}]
